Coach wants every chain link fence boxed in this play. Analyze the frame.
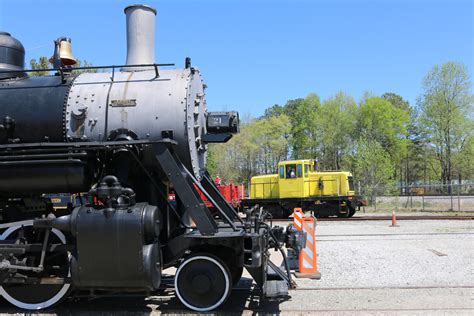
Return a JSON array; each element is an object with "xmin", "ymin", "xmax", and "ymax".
[{"xmin": 358, "ymin": 183, "xmax": 474, "ymax": 212}]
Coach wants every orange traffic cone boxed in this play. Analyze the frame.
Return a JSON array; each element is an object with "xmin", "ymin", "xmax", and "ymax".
[{"xmin": 390, "ymin": 210, "xmax": 399, "ymax": 227}]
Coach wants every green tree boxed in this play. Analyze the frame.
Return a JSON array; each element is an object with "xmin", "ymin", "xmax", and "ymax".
[
  {"xmin": 349, "ymin": 139, "xmax": 395, "ymax": 203},
  {"xmin": 382, "ymin": 92, "xmax": 411, "ymax": 112},
  {"xmin": 316, "ymin": 91, "xmax": 357, "ymax": 170},
  {"xmin": 382, "ymin": 92, "xmax": 422, "ymax": 189},
  {"xmin": 72, "ymin": 59, "xmax": 97, "ymax": 75},
  {"xmin": 403, "ymin": 114, "xmax": 429, "ymax": 185},
  {"xmin": 29, "ymin": 56, "xmax": 97, "ymax": 76},
  {"xmin": 356, "ymin": 96, "xmax": 410, "ymax": 152},
  {"xmin": 452, "ymin": 135, "xmax": 474, "ymax": 182},
  {"xmin": 212, "ymin": 118, "xmax": 259, "ymax": 182},
  {"xmin": 418, "ymin": 61, "xmax": 473, "ymax": 186},
  {"xmin": 253, "ymin": 114, "xmax": 291, "ymax": 174},
  {"xmin": 206, "ymin": 145, "xmax": 218, "ymax": 177},
  {"xmin": 30, "ymin": 57, "xmax": 50, "ymax": 76},
  {"xmin": 263, "ymin": 104, "xmax": 286, "ymax": 118},
  {"xmin": 356, "ymin": 96, "xmax": 410, "ymax": 167},
  {"xmin": 208, "ymin": 114, "xmax": 291, "ymax": 183},
  {"xmin": 287, "ymin": 93, "xmax": 320, "ymax": 159}
]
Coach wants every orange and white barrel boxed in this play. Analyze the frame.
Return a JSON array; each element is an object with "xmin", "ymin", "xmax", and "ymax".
[{"xmin": 293, "ymin": 207, "xmax": 303, "ymax": 231}]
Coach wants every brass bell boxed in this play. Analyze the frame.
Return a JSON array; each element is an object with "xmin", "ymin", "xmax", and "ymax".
[
  {"xmin": 58, "ymin": 38, "xmax": 76, "ymax": 66},
  {"xmin": 50, "ymin": 37, "xmax": 76, "ymax": 67}
]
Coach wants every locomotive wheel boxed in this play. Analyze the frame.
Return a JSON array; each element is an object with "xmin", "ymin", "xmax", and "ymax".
[
  {"xmin": 348, "ymin": 206, "xmax": 356, "ymax": 218},
  {"xmin": 336, "ymin": 206, "xmax": 351, "ymax": 218},
  {"xmin": 336, "ymin": 212, "xmax": 350, "ymax": 218},
  {"xmin": 175, "ymin": 254, "xmax": 231, "ymax": 312},
  {"xmin": 0, "ymin": 225, "xmax": 71, "ymax": 310}
]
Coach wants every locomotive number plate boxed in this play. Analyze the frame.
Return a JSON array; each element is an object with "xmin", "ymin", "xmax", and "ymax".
[{"xmin": 110, "ymin": 99, "xmax": 137, "ymax": 107}]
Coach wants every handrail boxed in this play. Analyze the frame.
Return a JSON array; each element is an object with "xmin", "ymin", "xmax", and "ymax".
[{"xmin": 0, "ymin": 63, "xmax": 175, "ymax": 74}]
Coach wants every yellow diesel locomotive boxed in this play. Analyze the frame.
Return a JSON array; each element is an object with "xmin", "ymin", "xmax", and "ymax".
[{"xmin": 241, "ymin": 159, "xmax": 364, "ymax": 218}]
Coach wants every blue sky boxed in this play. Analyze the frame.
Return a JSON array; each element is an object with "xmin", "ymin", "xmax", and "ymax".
[{"xmin": 0, "ymin": 0, "xmax": 472, "ymax": 116}]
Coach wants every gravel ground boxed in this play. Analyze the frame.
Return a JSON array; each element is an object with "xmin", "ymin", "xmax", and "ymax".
[
  {"xmin": 295, "ymin": 219, "xmax": 474, "ymax": 289},
  {"xmin": 0, "ymin": 219, "xmax": 472, "ymax": 315}
]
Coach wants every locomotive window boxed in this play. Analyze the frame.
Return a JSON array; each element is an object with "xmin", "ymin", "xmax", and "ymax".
[
  {"xmin": 304, "ymin": 164, "xmax": 309, "ymax": 177},
  {"xmin": 279, "ymin": 166, "xmax": 285, "ymax": 179},
  {"xmin": 348, "ymin": 176, "xmax": 355, "ymax": 191},
  {"xmin": 285, "ymin": 164, "xmax": 297, "ymax": 178},
  {"xmin": 297, "ymin": 164, "xmax": 303, "ymax": 178}
]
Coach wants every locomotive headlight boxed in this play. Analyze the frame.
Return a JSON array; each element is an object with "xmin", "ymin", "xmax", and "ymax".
[
  {"xmin": 206, "ymin": 111, "xmax": 239, "ymax": 134},
  {"xmin": 202, "ymin": 111, "xmax": 240, "ymax": 143}
]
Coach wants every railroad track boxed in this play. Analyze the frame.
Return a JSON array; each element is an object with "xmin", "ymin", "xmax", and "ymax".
[
  {"xmin": 240, "ymin": 212, "xmax": 474, "ymax": 221},
  {"xmin": 263, "ymin": 214, "xmax": 474, "ymax": 221},
  {"xmin": 317, "ymin": 215, "xmax": 474, "ymax": 221},
  {"xmin": 6, "ymin": 284, "xmax": 468, "ymax": 314}
]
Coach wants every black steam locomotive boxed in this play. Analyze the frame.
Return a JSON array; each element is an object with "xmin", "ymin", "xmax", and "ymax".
[{"xmin": 0, "ymin": 4, "xmax": 304, "ymax": 311}]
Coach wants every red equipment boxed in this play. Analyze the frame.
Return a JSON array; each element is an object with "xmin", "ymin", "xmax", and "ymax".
[
  {"xmin": 201, "ymin": 182, "xmax": 245, "ymax": 209},
  {"xmin": 168, "ymin": 182, "xmax": 246, "ymax": 210}
]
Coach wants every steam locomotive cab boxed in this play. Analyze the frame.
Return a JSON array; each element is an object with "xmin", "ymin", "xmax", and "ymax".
[{"xmin": 0, "ymin": 4, "xmax": 303, "ymax": 312}]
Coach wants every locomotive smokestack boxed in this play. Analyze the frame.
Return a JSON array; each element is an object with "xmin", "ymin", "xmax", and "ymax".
[{"xmin": 124, "ymin": 4, "xmax": 157, "ymax": 70}]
